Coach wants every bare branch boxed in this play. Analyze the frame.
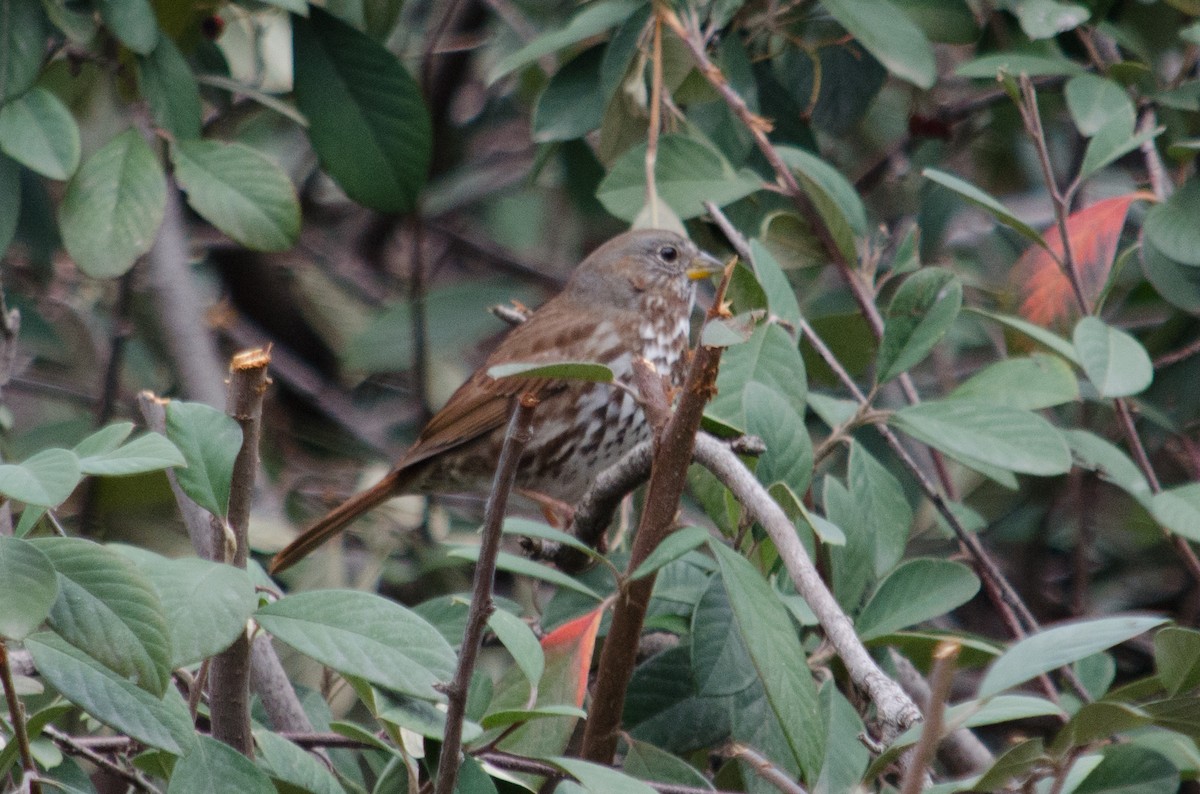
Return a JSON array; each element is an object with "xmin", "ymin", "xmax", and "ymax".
[{"xmin": 434, "ymin": 394, "xmax": 539, "ymax": 794}]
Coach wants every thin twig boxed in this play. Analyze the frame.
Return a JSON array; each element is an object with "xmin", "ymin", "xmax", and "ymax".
[
  {"xmin": 645, "ymin": 11, "xmax": 664, "ymax": 226},
  {"xmin": 0, "ymin": 642, "xmax": 41, "ymax": 794},
  {"xmin": 1017, "ymin": 75, "xmax": 1089, "ymax": 315},
  {"xmin": 43, "ymin": 725, "xmax": 159, "ymax": 793},
  {"xmin": 434, "ymin": 395, "xmax": 539, "ymax": 794},
  {"xmin": 899, "ymin": 641, "xmax": 959, "ymax": 794},
  {"xmin": 889, "ymin": 650, "xmax": 992, "ymax": 775},
  {"xmin": 1138, "ymin": 108, "xmax": 1170, "ymax": 200},
  {"xmin": 725, "ymin": 743, "xmax": 809, "ymax": 794}
]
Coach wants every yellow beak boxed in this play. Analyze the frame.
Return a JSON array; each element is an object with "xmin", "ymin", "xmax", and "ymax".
[{"xmin": 687, "ymin": 251, "xmax": 726, "ymax": 281}]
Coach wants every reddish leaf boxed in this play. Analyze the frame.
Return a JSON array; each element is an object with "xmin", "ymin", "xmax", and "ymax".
[
  {"xmin": 541, "ymin": 607, "xmax": 604, "ymax": 708},
  {"xmin": 1015, "ymin": 193, "xmax": 1154, "ymax": 327}
]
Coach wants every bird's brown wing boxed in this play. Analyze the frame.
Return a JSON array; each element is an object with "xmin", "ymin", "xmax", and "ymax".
[
  {"xmin": 396, "ymin": 297, "xmax": 603, "ymax": 467},
  {"xmin": 395, "ymin": 371, "xmax": 564, "ymax": 468}
]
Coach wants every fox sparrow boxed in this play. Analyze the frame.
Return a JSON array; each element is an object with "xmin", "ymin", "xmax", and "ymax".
[{"xmin": 269, "ymin": 228, "xmax": 722, "ymax": 573}]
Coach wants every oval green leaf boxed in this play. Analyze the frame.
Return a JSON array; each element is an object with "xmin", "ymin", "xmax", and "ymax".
[
  {"xmin": 923, "ymin": 168, "xmax": 1047, "ymax": 249},
  {"xmin": 950, "ymin": 353, "xmax": 1079, "ymax": 410},
  {"xmin": 0, "ymin": 88, "xmax": 81, "ymax": 180},
  {"xmin": 856, "ymin": 559, "xmax": 980, "ymax": 641},
  {"xmin": 820, "ymin": 0, "xmax": 936, "ymax": 88},
  {"xmin": 167, "ymin": 735, "xmax": 274, "ymax": 794},
  {"xmin": 254, "ymin": 729, "xmax": 347, "ymax": 794},
  {"xmin": 136, "ymin": 36, "xmax": 202, "ymax": 141},
  {"xmin": 77, "ymin": 432, "xmax": 185, "ymax": 476},
  {"xmin": 24, "ymin": 632, "xmax": 192, "ymax": 754},
  {"xmin": 877, "ymin": 267, "xmax": 962, "ymax": 382},
  {"xmin": 0, "ymin": 0, "xmax": 48, "ymax": 101},
  {"xmin": 0, "ymin": 448, "xmax": 82, "ymax": 507},
  {"xmin": 31, "ymin": 537, "xmax": 173, "ymax": 697},
  {"xmin": 292, "ymin": 8, "xmax": 431, "ymax": 212},
  {"xmin": 891, "ymin": 399, "xmax": 1072, "ymax": 476},
  {"xmin": 979, "ymin": 615, "xmax": 1168, "ymax": 698},
  {"xmin": 171, "ymin": 140, "xmax": 300, "ymax": 251},
  {"xmin": 1144, "ymin": 177, "xmax": 1200, "ymax": 267},
  {"xmin": 1072, "ymin": 316, "xmax": 1153, "ymax": 398},
  {"xmin": 59, "ymin": 129, "xmax": 166, "ymax": 278},
  {"xmin": 256, "ymin": 590, "xmax": 456, "ymax": 701},
  {"xmin": 165, "ymin": 401, "xmax": 242, "ymax": 518},
  {"xmin": 118, "ymin": 549, "xmax": 257, "ymax": 668},
  {"xmin": 0, "ymin": 536, "xmax": 58, "ymax": 639}
]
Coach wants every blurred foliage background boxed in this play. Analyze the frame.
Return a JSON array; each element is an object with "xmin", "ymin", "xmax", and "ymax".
[{"xmin": 5, "ymin": 0, "xmax": 1200, "ymax": 791}]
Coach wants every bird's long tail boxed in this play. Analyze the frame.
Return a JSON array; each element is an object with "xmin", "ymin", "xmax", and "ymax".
[{"xmin": 269, "ymin": 468, "xmax": 412, "ymax": 574}]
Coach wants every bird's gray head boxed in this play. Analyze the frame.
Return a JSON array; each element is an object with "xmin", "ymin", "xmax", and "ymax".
[{"xmin": 565, "ymin": 228, "xmax": 723, "ymax": 309}]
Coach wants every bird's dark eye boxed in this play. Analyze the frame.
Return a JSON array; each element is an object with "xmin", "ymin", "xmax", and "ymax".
[{"xmin": 658, "ymin": 245, "xmax": 678, "ymax": 263}]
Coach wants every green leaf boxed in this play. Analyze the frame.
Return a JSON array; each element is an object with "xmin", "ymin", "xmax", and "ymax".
[
  {"xmin": 691, "ymin": 573, "xmax": 757, "ymax": 697},
  {"xmin": 533, "ymin": 46, "xmax": 606, "ymax": 142},
  {"xmin": 165, "ymin": 401, "xmax": 242, "ymax": 518},
  {"xmin": 979, "ymin": 615, "xmax": 1168, "ymax": 698},
  {"xmin": 136, "ymin": 36, "xmax": 202, "ymax": 141},
  {"xmin": 876, "ymin": 267, "xmax": 962, "ymax": 382},
  {"xmin": 631, "ymin": 526, "xmax": 710, "ymax": 580},
  {"xmin": 547, "ymin": 757, "xmax": 658, "ymax": 794},
  {"xmin": 777, "ymin": 145, "xmax": 868, "ymax": 262},
  {"xmin": 24, "ymin": 632, "xmax": 193, "ymax": 754},
  {"xmin": 171, "ymin": 140, "xmax": 300, "ymax": 251},
  {"xmin": 73, "ymin": 422, "xmax": 134, "ymax": 458},
  {"xmin": 891, "ymin": 399, "xmax": 1072, "ymax": 476},
  {"xmin": 292, "ymin": 8, "xmax": 431, "ymax": 213},
  {"xmin": 1151, "ymin": 484, "xmax": 1200, "ymax": 544},
  {"xmin": 708, "ymin": 539, "xmax": 823, "ymax": 780},
  {"xmin": 32, "ymin": 537, "xmax": 172, "ymax": 697},
  {"xmin": 1072, "ymin": 316, "xmax": 1153, "ymax": 398},
  {"xmin": 501, "ymin": 517, "xmax": 602, "ymax": 561},
  {"xmin": 0, "ymin": 448, "xmax": 82, "ymax": 507},
  {"xmin": 489, "ymin": 608, "xmax": 544, "ymax": 688},
  {"xmin": 167, "ymin": 735, "xmax": 274, "ymax": 794},
  {"xmin": 955, "ymin": 51, "xmax": 1085, "ymax": 78},
  {"xmin": 949, "ymin": 353, "xmax": 1079, "ymax": 409},
  {"xmin": 254, "ymin": 730, "xmax": 347, "ymax": 794},
  {"xmin": 375, "ymin": 689, "xmax": 483, "ymax": 741},
  {"xmin": 99, "ymin": 0, "xmax": 158, "ymax": 54},
  {"xmin": 447, "ymin": 547, "xmax": 602, "ymax": 601},
  {"xmin": 256, "ymin": 590, "xmax": 456, "ymax": 701},
  {"xmin": 1080, "ymin": 122, "xmax": 1162, "ymax": 180},
  {"xmin": 708, "ymin": 322, "xmax": 806, "ymax": 431},
  {"xmin": 1155, "ymin": 626, "xmax": 1200, "ymax": 697},
  {"xmin": 890, "ymin": 694, "xmax": 1066, "ymax": 748},
  {"xmin": 0, "ymin": 0, "xmax": 48, "ymax": 101},
  {"xmin": 1010, "ymin": 0, "xmax": 1089, "ymax": 39},
  {"xmin": 77, "ymin": 432, "xmax": 185, "ymax": 476},
  {"xmin": 1066, "ymin": 75, "xmax": 1134, "ymax": 137},
  {"xmin": 749, "ymin": 240, "xmax": 801, "ymax": 329},
  {"xmin": 118, "ymin": 549, "xmax": 256, "ymax": 668},
  {"xmin": 623, "ymin": 736, "xmax": 715, "ymax": 791},
  {"xmin": 1142, "ymin": 233, "xmax": 1200, "ymax": 313},
  {"xmin": 1144, "ymin": 178, "xmax": 1200, "ymax": 267},
  {"xmin": 0, "ymin": 88, "xmax": 81, "ymax": 180},
  {"xmin": 0, "ymin": 536, "xmax": 58, "ymax": 639},
  {"xmin": 59, "ymin": 129, "xmax": 166, "ymax": 278},
  {"xmin": 923, "ymin": 168, "xmax": 1048, "ymax": 249},
  {"xmin": 480, "ymin": 704, "xmax": 587, "ymax": 730},
  {"xmin": 596, "ymin": 135, "xmax": 763, "ymax": 222},
  {"xmin": 974, "ymin": 738, "xmax": 1046, "ymax": 791},
  {"xmin": 969, "ymin": 308, "xmax": 1080, "ymax": 363},
  {"xmin": 488, "ymin": 0, "xmax": 643, "ymax": 83},
  {"xmin": 820, "ymin": 0, "xmax": 936, "ymax": 88},
  {"xmin": 1073, "ymin": 745, "xmax": 1179, "ymax": 794},
  {"xmin": 856, "ymin": 559, "xmax": 980, "ymax": 641},
  {"xmin": 1065, "ymin": 429, "xmax": 1150, "ymax": 502},
  {"xmin": 848, "ymin": 443, "xmax": 911, "ymax": 572},
  {"xmin": 0, "ymin": 153, "xmax": 18, "ymax": 259},
  {"xmin": 487, "ymin": 361, "xmax": 614, "ymax": 382}
]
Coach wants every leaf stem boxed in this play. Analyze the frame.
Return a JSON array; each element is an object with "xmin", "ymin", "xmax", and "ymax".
[{"xmin": 0, "ymin": 641, "xmax": 41, "ymax": 794}]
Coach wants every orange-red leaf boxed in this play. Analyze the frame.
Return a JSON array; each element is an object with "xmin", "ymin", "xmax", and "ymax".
[
  {"xmin": 1015, "ymin": 193, "xmax": 1155, "ymax": 327},
  {"xmin": 541, "ymin": 606, "xmax": 603, "ymax": 707}
]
